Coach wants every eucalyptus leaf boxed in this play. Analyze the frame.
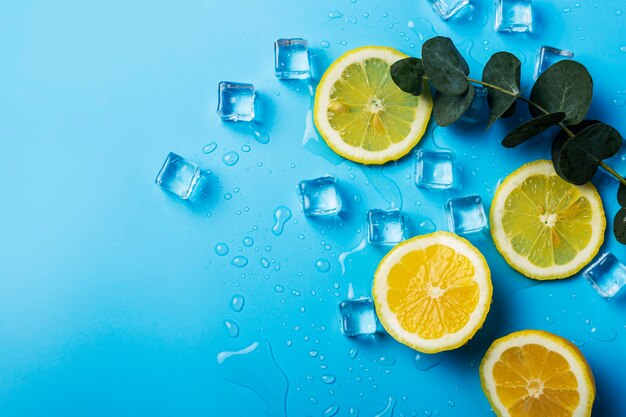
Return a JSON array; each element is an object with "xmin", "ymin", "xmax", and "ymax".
[
  {"xmin": 502, "ymin": 112, "xmax": 566, "ymax": 148},
  {"xmin": 390, "ymin": 57, "xmax": 425, "ymax": 96},
  {"xmin": 552, "ymin": 123, "xmax": 622, "ymax": 185},
  {"xmin": 433, "ymin": 85, "xmax": 475, "ymax": 127},
  {"xmin": 614, "ymin": 208, "xmax": 626, "ymax": 244},
  {"xmin": 422, "ymin": 37, "xmax": 469, "ymax": 96},
  {"xmin": 529, "ymin": 60, "xmax": 593, "ymax": 125},
  {"xmin": 482, "ymin": 52, "xmax": 521, "ymax": 128},
  {"xmin": 618, "ymin": 183, "xmax": 626, "ymax": 207}
]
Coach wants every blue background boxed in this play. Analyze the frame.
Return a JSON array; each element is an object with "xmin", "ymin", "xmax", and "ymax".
[{"xmin": 1, "ymin": 0, "xmax": 625, "ymax": 415}]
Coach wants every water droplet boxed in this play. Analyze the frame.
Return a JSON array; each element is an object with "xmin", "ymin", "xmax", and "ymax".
[
  {"xmin": 349, "ymin": 407, "xmax": 359, "ymax": 416},
  {"xmin": 617, "ymin": 9, "xmax": 623, "ymax": 15},
  {"xmin": 308, "ymin": 350, "xmax": 318, "ymax": 357},
  {"xmin": 252, "ymin": 129, "xmax": 270, "ymax": 144},
  {"xmin": 321, "ymin": 374, "xmax": 336, "ymax": 384},
  {"xmin": 562, "ymin": 7, "xmax": 572, "ymax": 12},
  {"xmin": 230, "ymin": 294, "xmax": 245, "ymax": 312},
  {"xmin": 272, "ymin": 206, "xmax": 292, "ymax": 236},
  {"xmin": 379, "ymin": 355, "xmax": 396, "ymax": 366},
  {"xmin": 241, "ymin": 144, "xmax": 251, "ymax": 153},
  {"xmin": 222, "ymin": 151, "xmax": 239, "ymax": 166},
  {"xmin": 590, "ymin": 324, "xmax": 617, "ymax": 342},
  {"xmin": 613, "ymin": 97, "xmax": 626, "ymax": 107},
  {"xmin": 203, "ymin": 142, "xmax": 217, "ymax": 154},
  {"xmin": 324, "ymin": 403, "xmax": 340, "ymax": 416},
  {"xmin": 349, "ymin": 347, "xmax": 359, "ymax": 359},
  {"xmin": 414, "ymin": 352, "xmax": 443, "ymax": 371},
  {"xmin": 274, "ymin": 284, "xmax": 284, "ymax": 293},
  {"xmin": 231, "ymin": 256, "xmax": 249, "ymax": 268},
  {"xmin": 217, "ymin": 340, "xmax": 288, "ymax": 416},
  {"xmin": 321, "ymin": 40, "xmax": 330, "ymax": 48},
  {"xmin": 224, "ymin": 319, "xmax": 239, "ymax": 338},
  {"xmin": 447, "ymin": 400, "xmax": 455, "ymax": 408},
  {"xmin": 315, "ymin": 258, "xmax": 331, "ymax": 273},
  {"xmin": 243, "ymin": 236, "xmax": 254, "ymax": 247},
  {"xmin": 328, "ymin": 10, "xmax": 343, "ymax": 19},
  {"xmin": 215, "ymin": 243, "xmax": 229, "ymax": 256},
  {"xmin": 572, "ymin": 339, "xmax": 585, "ymax": 347},
  {"xmin": 362, "ymin": 11, "xmax": 369, "ymax": 18},
  {"xmin": 374, "ymin": 397, "xmax": 397, "ymax": 417},
  {"xmin": 619, "ymin": 45, "xmax": 626, "ymax": 53},
  {"xmin": 261, "ymin": 258, "xmax": 270, "ymax": 268},
  {"xmin": 545, "ymin": 316, "xmax": 555, "ymax": 324},
  {"xmin": 224, "ymin": 193, "xmax": 232, "ymax": 200}
]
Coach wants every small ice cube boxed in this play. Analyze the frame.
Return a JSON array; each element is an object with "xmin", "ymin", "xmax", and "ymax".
[
  {"xmin": 155, "ymin": 152, "xmax": 201, "ymax": 200},
  {"xmin": 298, "ymin": 176, "xmax": 342, "ymax": 217},
  {"xmin": 583, "ymin": 253, "xmax": 626, "ymax": 299},
  {"xmin": 367, "ymin": 209, "xmax": 405, "ymax": 246},
  {"xmin": 339, "ymin": 297, "xmax": 378, "ymax": 336},
  {"xmin": 533, "ymin": 46, "xmax": 574, "ymax": 79},
  {"xmin": 415, "ymin": 149, "xmax": 455, "ymax": 190},
  {"xmin": 216, "ymin": 81, "xmax": 255, "ymax": 122},
  {"xmin": 445, "ymin": 194, "xmax": 488, "ymax": 235},
  {"xmin": 459, "ymin": 86, "xmax": 487, "ymax": 125},
  {"xmin": 494, "ymin": 0, "xmax": 532, "ymax": 33},
  {"xmin": 274, "ymin": 38, "xmax": 311, "ymax": 80},
  {"xmin": 430, "ymin": 0, "xmax": 470, "ymax": 20}
]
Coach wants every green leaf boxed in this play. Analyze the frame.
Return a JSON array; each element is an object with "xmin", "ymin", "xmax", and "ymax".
[
  {"xmin": 529, "ymin": 60, "xmax": 593, "ymax": 125},
  {"xmin": 433, "ymin": 85, "xmax": 475, "ymax": 127},
  {"xmin": 482, "ymin": 52, "xmax": 521, "ymax": 128},
  {"xmin": 422, "ymin": 37, "xmax": 470, "ymax": 96},
  {"xmin": 614, "ymin": 208, "xmax": 626, "ymax": 244},
  {"xmin": 390, "ymin": 57, "xmax": 425, "ymax": 96},
  {"xmin": 618, "ymin": 183, "xmax": 626, "ymax": 207},
  {"xmin": 551, "ymin": 122, "xmax": 623, "ymax": 185},
  {"xmin": 502, "ymin": 112, "xmax": 566, "ymax": 148}
]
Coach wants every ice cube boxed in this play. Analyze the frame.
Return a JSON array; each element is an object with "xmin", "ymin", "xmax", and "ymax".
[
  {"xmin": 459, "ymin": 86, "xmax": 487, "ymax": 125},
  {"xmin": 430, "ymin": 0, "xmax": 470, "ymax": 20},
  {"xmin": 155, "ymin": 152, "xmax": 201, "ymax": 200},
  {"xmin": 415, "ymin": 149, "xmax": 456, "ymax": 190},
  {"xmin": 339, "ymin": 297, "xmax": 378, "ymax": 336},
  {"xmin": 583, "ymin": 253, "xmax": 626, "ymax": 299},
  {"xmin": 367, "ymin": 209, "xmax": 405, "ymax": 246},
  {"xmin": 216, "ymin": 81, "xmax": 255, "ymax": 122},
  {"xmin": 445, "ymin": 194, "xmax": 488, "ymax": 234},
  {"xmin": 533, "ymin": 45, "xmax": 574, "ymax": 79},
  {"xmin": 274, "ymin": 38, "xmax": 311, "ymax": 80},
  {"xmin": 298, "ymin": 176, "xmax": 342, "ymax": 217},
  {"xmin": 494, "ymin": 0, "xmax": 532, "ymax": 33}
]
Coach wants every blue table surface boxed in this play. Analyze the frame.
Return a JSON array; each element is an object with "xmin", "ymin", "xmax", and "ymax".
[{"xmin": 2, "ymin": 0, "xmax": 625, "ymax": 416}]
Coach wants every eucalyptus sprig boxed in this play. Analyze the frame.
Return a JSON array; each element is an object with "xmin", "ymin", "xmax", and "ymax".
[{"xmin": 390, "ymin": 36, "xmax": 626, "ymax": 244}]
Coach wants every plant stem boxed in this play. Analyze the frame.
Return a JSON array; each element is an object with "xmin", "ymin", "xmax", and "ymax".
[{"xmin": 466, "ymin": 77, "xmax": 626, "ymax": 187}]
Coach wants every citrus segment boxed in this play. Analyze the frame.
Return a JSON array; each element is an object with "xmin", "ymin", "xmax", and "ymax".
[
  {"xmin": 491, "ymin": 160, "xmax": 605, "ymax": 280},
  {"xmin": 480, "ymin": 330, "xmax": 595, "ymax": 417},
  {"xmin": 373, "ymin": 232, "xmax": 492, "ymax": 353},
  {"xmin": 314, "ymin": 46, "xmax": 432, "ymax": 164}
]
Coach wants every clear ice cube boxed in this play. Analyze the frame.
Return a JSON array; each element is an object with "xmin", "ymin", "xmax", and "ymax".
[
  {"xmin": 274, "ymin": 38, "xmax": 311, "ymax": 80},
  {"xmin": 583, "ymin": 253, "xmax": 626, "ymax": 299},
  {"xmin": 459, "ymin": 86, "xmax": 487, "ymax": 125},
  {"xmin": 298, "ymin": 176, "xmax": 342, "ymax": 217},
  {"xmin": 339, "ymin": 297, "xmax": 378, "ymax": 336},
  {"xmin": 216, "ymin": 81, "xmax": 255, "ymax": 122},
  {"xmin": 367, "ymin": 209, "xmax": 405, "ymax": 246},
  {"xmin": 533, "ymin": 45, "xmax": 574, "ymax": 79},
  {"xmin": 415, "ymin": 149, "xmax": 455, "ymax": 190},
  {"xmin": 445, "ymin": 194, "xmax": 488, "ymax": 235},
  {"xmin": 494, "ymin": 0, "xmax": 532, "ymax": 33},
  {"xmin": 430, "ymin": 0, "xmax": 470, "ymax": 20},
  {"xmin": 155, "ymin": 152, "xmax": 201, "ymax": 200}
]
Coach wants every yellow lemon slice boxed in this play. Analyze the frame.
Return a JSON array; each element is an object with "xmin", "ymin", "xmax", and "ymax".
[
  {"xmin": 480, "ymin": 329, "xmax": 595, "ymax": 417},
  {"xmin": 373, "ymin": 232, "xmax": 492, "ymax": 353},
  {"xmin": 314, "ymin": 46, "xmax": 432, "ymax": 164},
  {"xmin": 490, "ymin": 160, "xmax": 605, "ymax": 280}
]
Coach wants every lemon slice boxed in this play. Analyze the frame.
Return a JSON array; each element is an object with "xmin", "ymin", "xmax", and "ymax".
[
  {"xmin": 480, "ymin": 329, "xmax": 595, "ymax": 417},
  {"xmin": 490, "ymin": 160, "xmax": 605, "ymax": 280},
  {"xmin": 314, "ymin": 46, "xmax": 432, "ymax": 164},
  {"xmin": 373, "ymin": 232, "xmax": 492, "ymax": 353}
]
